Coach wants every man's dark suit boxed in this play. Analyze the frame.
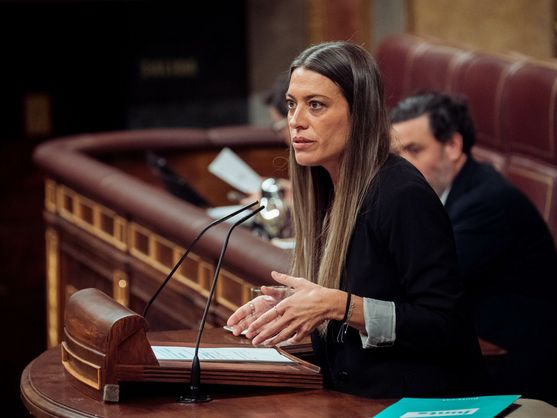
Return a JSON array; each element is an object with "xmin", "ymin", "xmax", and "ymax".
[{"xmin": 445, "ymin": 157, "xmax": 557, "ymax": 402}]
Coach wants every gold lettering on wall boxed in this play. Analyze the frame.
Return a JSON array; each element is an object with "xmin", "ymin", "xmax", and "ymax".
[
  {"xmin": 24, "ymin": 93, "xmax": 52, "ymax": 137},
  {"xmin": 140, "ymin": 58, "xmax": 199, "ymax": 79}
]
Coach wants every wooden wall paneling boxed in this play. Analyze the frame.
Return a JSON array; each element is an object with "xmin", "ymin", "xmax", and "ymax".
[
  {"xmin": 307, "ymin": 0, "xmax": 371, "ymax": 48},
  {"xmin": 43, "ymin": 179, "xmax": 266, "ymax": 340},
  {"xmin": 407, "ymin": 0, "xmax": 554, "ymax": 60}
]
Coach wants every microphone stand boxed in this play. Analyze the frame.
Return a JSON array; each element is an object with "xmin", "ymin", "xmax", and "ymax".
[
  {"xmin": 142, "ymin": 200, "xmax": 259, "ymax": 320},
  {"xmin": 178, "ymin": 205, "xmax": 265, "ymax": 403}
]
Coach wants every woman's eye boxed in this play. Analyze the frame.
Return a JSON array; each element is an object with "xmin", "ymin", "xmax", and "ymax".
[
  {"xmin": 286, "ymin": 100, "xmax": 296, "ymax": 110},
  {"xmin": 309, "ymin": 101, "xmax": 324, "ymax": 110}
]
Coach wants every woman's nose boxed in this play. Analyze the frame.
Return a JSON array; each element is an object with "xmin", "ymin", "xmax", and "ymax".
[{"xmin": 289, "ymin": 106, "xmax": 307, "ymax": 130}]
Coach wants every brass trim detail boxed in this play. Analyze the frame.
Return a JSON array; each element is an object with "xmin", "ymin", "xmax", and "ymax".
[
  {"xmin": 61, "ymin": 342, "xmax": 102, "ymax": 390},
  {"xmin": 128, "ymin": 222, "xmax": 210, "ymax": 294},
  {"xmin": 45, "ymin": 179, "xmax": 57, "ymax": 213},
  {"xmin": 114, "ymin": 216, "xmax": 126, "ymax": 244},
  {"xmin": 47, "ymin": 182, "xmax": 252, "ymax": 316},
  {"xmin": 198, "ymin": 260, "xmax": 213, "ymax": 298},
  {"xmin": 217, "ymin": 269, "xmax": 247, "ymax": 311},
  {"xmin": 113, "ymin": 270, "xmax": 129, "ymax": 307},
  {"xmin": 129, "ymin": 223, "xmax": 173, "ymax": 273},
  {"xmin": 173, "ymin": 246, "xmax": 202, "ymax": 291},
  {"xmin": 242, "ymin": 284, "xmax": 252, "ymax": 306},
  {"xmin": 56, "ymin": 185, "xmax": 127, "ymax": 251},
  {"xmin": 46, "ymin": 227, "xmax": 59, "ymax": 348}
]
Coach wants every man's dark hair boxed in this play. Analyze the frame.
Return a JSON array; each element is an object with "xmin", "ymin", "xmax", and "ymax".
[
  {"xmin": 264, "ymin": 72, "xmax": 289, "ymax": 117},
  {"xmin": 390, "ymin": 92, "xmax": 476, "ymax": 155}
]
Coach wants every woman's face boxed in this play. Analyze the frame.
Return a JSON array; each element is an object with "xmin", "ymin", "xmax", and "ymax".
[{"xmin": 287, "ymin": 67, "xmax": 350, "ymax": 182}]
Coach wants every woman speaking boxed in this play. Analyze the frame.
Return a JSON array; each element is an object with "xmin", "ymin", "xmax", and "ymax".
[{"xmin": 228, "ymin": 41, "xmax": 485, "ymax": 398}]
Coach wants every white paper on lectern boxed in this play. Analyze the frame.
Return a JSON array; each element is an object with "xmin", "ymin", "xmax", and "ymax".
[
  {"xmin": 151, "ymin": 346, "xmax": 295, "ymax": 363},
  {"xmin": 208, "ymin": 147, "xmax": 261, "ymax": 194}
]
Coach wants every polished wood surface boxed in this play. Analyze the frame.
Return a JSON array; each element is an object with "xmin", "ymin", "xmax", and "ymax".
[
  {"xmin": 21, "ymin": 346, "xmax": 391, "ymax": 418},
  {"xmin": 21, "ymin": 329, "xmax": 557, "ymax": 417}
]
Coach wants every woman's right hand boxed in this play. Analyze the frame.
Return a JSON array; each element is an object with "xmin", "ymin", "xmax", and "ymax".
[{"xmin": 226, "ymin": 294, "xmax": 279, "ymax": 336}]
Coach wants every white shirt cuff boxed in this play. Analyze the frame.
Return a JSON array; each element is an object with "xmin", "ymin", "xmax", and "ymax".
[{"xmin": 359, "ymin": 298, "xmax": 396, "ymax": 348}]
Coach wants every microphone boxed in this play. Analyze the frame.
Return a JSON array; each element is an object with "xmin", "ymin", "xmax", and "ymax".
[
  {"xmin": 142, "ymin": 200, "xmax": 259, "ymax": 320},
  {"xmin": 178, "ymin": 205, "xmax": 265, "ymax": 403}
]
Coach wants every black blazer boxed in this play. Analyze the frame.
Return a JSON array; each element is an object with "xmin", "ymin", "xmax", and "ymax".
[
  {"xmin": 445, "ymin": 157, "xmax": 557, "ymax": 401},
  {"xmin": 312, "ymin": 155, "xmax": 485, "ymax": 398}
]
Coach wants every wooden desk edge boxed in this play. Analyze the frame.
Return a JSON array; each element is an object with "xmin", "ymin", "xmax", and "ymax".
[
  {"xmin": 21, "ymin": 333, "xmax": 556, "ymax": 418},
  {"xmin": 21, "ymin": 358, "xmax": 96, "ymax": 418}
]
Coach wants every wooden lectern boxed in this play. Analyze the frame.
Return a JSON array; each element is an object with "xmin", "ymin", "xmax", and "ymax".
[{"xmin": 61, "ymin": 288, "xmax": 322, "ymax": 402}]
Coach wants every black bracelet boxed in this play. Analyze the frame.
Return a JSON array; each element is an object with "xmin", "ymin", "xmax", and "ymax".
[
  {"xmin": 337, "ymin": 292, "xmax": 352, "ymax": 343},
  {"xmin": 341, "ymin": 292, "xmax": 352, "ymax": 323}
]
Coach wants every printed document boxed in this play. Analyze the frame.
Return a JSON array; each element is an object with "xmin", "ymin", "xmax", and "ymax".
[{"xmin": 152, "ymin": 345, "xmax": 295, "ymax": 363}]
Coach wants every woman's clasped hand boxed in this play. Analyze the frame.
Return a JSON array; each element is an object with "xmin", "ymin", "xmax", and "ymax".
[{"xmin": 227, "ymin": 270, "xmax": 339, "ymax": 346}]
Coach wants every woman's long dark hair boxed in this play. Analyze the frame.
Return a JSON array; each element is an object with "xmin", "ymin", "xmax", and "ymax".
[{"xmin": 288, "ymin": 42, "xmax": 391, "ymax": 327}]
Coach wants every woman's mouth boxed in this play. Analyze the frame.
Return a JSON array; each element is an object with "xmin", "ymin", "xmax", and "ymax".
[{"xmin": 292, "ymin": 136, "xmax": 315, "ymax": 150}]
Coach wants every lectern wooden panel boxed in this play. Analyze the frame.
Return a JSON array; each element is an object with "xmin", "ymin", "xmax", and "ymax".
[{"xmin": 62, "ymin": 288, "xmax": 322, "ymax": 402}]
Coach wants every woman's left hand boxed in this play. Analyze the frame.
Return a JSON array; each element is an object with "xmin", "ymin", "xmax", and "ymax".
[{"xmin": 245, "ymin": 271, "xmax": 340, "ymax": 346}]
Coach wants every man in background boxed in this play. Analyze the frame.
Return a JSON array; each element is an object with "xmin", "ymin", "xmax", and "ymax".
[
  {"xmin": 391, "ymin": 92, "xmax": 557, "ymax": 403},
  {"xmin": 264, "ymin": 72, "xmax": 289, "ymax": 143}
]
